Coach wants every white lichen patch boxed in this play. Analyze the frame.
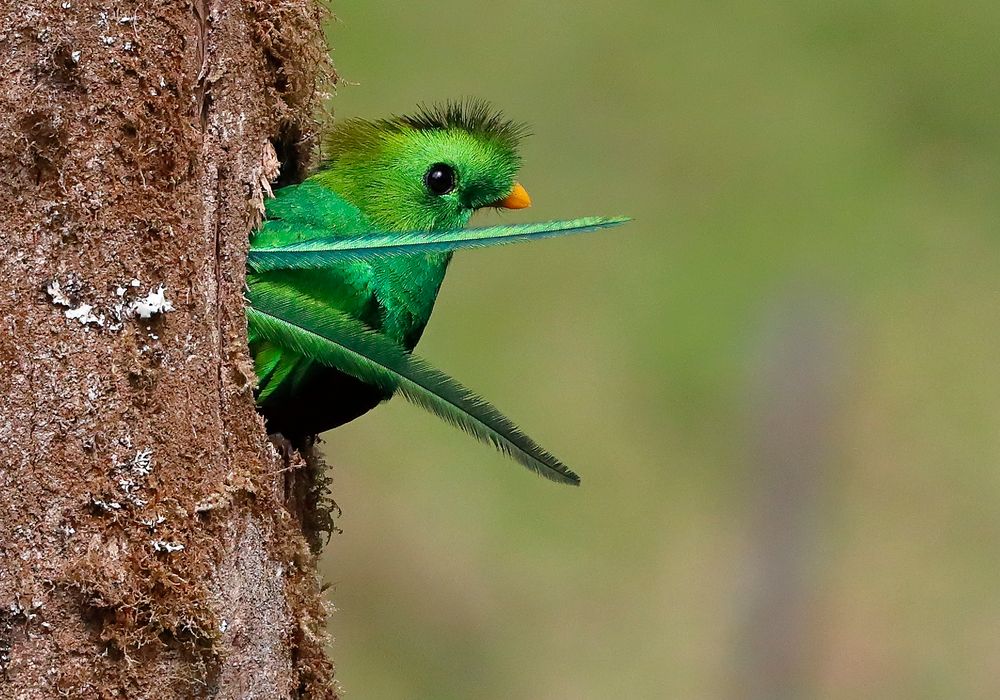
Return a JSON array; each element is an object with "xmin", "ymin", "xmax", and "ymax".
[
  {"xmin": 48, "ymin": 277, "xmax": 174, "ymax": 334},
  {"xmin": 116, "ymin": 478, "xmax": 146, "ymax": 507},
  {"xmin": 48, "ymin": 278, "xmax": 105, "ymax": 327},
  {"xmin": 129, "ymin": 285, "xmax": 174, "ymax": 319},
  {"xmin": 131, "ymin": 448, "xmax": 153, "ymax": 477},
  {"xmin": 108, "ymin": 448, "xmax": 154, "ymax": 508},
  {"xmin": 46, "ymin": 280, "xmax": 71, "ymax": 307},
  {"xmin": 64, "ymin": 303, "xmax": 105, "ymax": 327},
  {"xmin": 151, "ymin": 540, "xmax": 184, "ymax": 554},
  {"xmin": 90, "ymin": 497, "xmax": 122, "ymax": 512},
  {"xmin": 140, "ymin": 514, "xmax": 166, "ymax": 530}
]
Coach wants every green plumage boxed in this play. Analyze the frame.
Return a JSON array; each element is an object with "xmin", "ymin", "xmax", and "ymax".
[
  {"xmin": 247, "ymin": 101, "xmax": 627, "ymax": 484},
  {"xmin": 248, "ymin": 286, "xmax": 580, "ymax": 485},
  {"xmin": 247, "ymin": 216, "xmax": 629, "ymax": 271}
]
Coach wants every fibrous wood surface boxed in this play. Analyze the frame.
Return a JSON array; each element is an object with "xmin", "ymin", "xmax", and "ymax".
[{"xmin": 0, "ymin": 0, "xmax": 336, "ymax": 696}]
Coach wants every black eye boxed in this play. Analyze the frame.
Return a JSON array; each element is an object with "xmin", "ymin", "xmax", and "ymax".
[{"xmin": 424, "ymin": 163, "xmax": 456, "ymax": 195}]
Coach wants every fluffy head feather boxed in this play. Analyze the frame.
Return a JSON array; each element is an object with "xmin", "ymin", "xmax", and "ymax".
[
  {"xmin": 312, "ymin": 100, "xmax": 527, "ymax": 231},
  {"xmin": 395, "ymin": 100, "xmax": 528, "ymax": 153}
]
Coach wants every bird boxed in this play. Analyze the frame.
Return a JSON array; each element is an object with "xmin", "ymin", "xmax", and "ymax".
[{"xmin": 246, "ymin": 100, "xmax": 627, "ymax": 485}]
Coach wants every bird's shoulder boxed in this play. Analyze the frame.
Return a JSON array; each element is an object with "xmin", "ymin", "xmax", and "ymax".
[{"xmin": 253, "ymin": 178, "xmax": 372, "ymax": 248}]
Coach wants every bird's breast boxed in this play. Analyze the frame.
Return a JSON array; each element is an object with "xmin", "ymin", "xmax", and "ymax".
[{"xmin": 372, "ymin": 252, "xmax": 452, "ymax": 349}]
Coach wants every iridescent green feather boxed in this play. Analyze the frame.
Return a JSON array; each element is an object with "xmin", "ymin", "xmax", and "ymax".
[
  {"xmin": 248, "ymin": 216, "xmax": 630, "ymax": 271},
  {"xmin": 247, "ymin": 285, "xmax": 581, "ymax": 485}
]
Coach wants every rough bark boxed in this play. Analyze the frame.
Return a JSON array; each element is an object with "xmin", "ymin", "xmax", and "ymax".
[{"xmin": 0, "ymin": 0, "xmax": 336, "ymax": 697}]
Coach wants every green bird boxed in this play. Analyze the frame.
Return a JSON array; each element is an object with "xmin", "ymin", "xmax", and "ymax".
[{"xmin": 246, "ymin": 101, "xmax": 627, "ymax": 485}]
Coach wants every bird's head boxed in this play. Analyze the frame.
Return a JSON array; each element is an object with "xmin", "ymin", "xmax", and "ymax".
[{"xmin": 313, "ymin": 100, "xmax": 531, "ymax": 231}]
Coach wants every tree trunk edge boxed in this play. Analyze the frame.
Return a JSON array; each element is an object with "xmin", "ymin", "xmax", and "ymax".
[{"xmin": 0, "ymin": 0, "xmax": 338, "ymax": 697}]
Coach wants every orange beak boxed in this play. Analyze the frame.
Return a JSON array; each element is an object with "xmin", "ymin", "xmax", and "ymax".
[{"xmin": 493, "ymin": 182, "xmax": 532, "ymax": 209}]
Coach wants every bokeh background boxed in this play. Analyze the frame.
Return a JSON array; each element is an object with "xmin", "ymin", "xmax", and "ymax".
[{"xmin": 319, "ymin": 2, "xmax": 1000, "ymax": 698}]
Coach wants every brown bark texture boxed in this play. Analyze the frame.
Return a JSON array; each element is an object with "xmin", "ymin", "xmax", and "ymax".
[{"xmin": 0, "ymin": 0, "xmax": 337, "ymax": 697}]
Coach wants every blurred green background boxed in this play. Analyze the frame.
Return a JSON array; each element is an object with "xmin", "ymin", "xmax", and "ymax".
[{"xmin": 319, "ymin": 2, "xmax": 1000, "ymax": 698}]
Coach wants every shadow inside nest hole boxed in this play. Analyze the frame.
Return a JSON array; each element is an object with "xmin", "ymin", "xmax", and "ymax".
[{"xmin": 270, "ymin": 122, "xmax": 312, "ymax": 188}]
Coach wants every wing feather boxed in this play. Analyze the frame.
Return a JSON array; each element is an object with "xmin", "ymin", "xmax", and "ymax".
[{"xmin": 247, "ymin": 286, "xmax": 581, "ymax": 485}]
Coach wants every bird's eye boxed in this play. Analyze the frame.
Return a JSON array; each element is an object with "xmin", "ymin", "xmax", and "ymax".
[{"xmin": 424, "ymin": 163, "xmax": 456, "ymax": 196}]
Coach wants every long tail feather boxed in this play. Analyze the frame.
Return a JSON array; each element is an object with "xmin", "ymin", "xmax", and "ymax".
[
  {"xmin": 248, "ymin": 216, "xmax": 629, "ymax": 272},
  {"xmin": 246, "ymin": 287, "xmax": 581, "ymax": 485}
]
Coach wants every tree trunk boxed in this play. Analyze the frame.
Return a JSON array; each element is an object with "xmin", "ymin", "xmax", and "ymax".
[{"xmin": 0, "ymin": 0, "xmax": 336, "ymax": 697}]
